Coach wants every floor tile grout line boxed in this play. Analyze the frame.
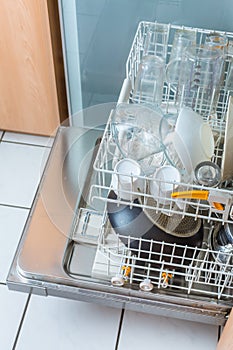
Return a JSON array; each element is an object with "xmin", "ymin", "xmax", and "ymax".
[
  {"xmin": 114, "ymin": 308, "xmax": 125, "ymax": 350},
  {"xmin": 0, "ymin": 203, "xmax": 31, "ymax": 211},
  {"xmin": 0, "ymin": 131, "xmax": 5, "ymax": 142},
  {"xmin": 0, "ymin": 130, "xmax": 54, "ymax": 148},
  {"xmin": 1, "ymin": 140, "xmax": 53, "ymax": 149},
  {"xmin": 12, "ymin": 293, "xmax": 31, "ymax": 350}
]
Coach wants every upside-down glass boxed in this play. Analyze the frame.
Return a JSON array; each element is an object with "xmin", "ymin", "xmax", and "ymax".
[
  {"xmin": 166, "ymin": 45, "xmax": 225, "ymax": 117},
  {"xmin": 111, "ymin": 103, "xmax": 166, "ymax": 175},
  {"xmin": 143, "ymin": 22, "xmax": 169, "ymax": 60},
  {"xmin": 204, "ymin": 32, "xmax": 228, "ymax": 54},
  {"xmin": 132, "ymin": 55, "xmax": 165, "ymax": 107},
  {"xmin": 225, "ymin": 56, "xmax": 233, "ymax": 91},
  {"xmin": 204, "ymin": 33, "xmax": 228, "ymax": 90},
  {"xmin": 166, "ymin": 28, "xmax": 196, "ymax": 88},
  {"xmin": 170, "ymin": 28, "xmax": 196, "ymax": 59}
]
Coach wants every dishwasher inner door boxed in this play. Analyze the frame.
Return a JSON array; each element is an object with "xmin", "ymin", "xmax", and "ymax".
[{"xmin": 6, "ymin": 124, "xmax": 232, "ymax": 326}]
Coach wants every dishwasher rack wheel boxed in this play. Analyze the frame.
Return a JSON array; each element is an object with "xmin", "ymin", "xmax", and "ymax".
[
  {"xmin": 111, "ymin": 274, "xmax": 125, "ymax": 287},
  {"xmin": 139, "ymin": 279, "xmax": 154, "ymax": 292}
]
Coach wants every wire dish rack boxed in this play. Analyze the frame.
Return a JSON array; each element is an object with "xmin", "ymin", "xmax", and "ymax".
[
  {"xmin": 95, "ymin": 213, "xmax": 233, "ymax": 300},
  {"xmin": 91, "ymin": 114, "xmax": 233, "ymax": 224},
  {"xmin": 126, "ymin": 21, "xmax": 233, "ymax": 121},
  {"xmin": 85, "ymin": 22, "xmax": 233, "ymax": 301},
  {"xmin": 91, "ymin": 21, "xmax": 233, "ymax": 225}
]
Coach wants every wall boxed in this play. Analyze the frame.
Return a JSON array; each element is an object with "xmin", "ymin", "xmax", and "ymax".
[{"xmin": 60, "ymin": 0, "xmax": 233, "ymax": 116}]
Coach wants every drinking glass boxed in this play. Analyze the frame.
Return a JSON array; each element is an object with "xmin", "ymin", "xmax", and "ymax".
[
  {"xmin": 167, "ymin": 45, "xmax": 225, "ymax": 117},
  {"xmin": 167, "ymin": 28, "xmax": 196, "ymax": 86},
  {"xmin": 132, "ymin": 55, "xmax": 165, "ymax": 107},
  {"xmin": 225, "ymin": 56, "xmax": 233, "ymax": 90},
  {"xmin": 204, "ymin": 32, "xmax": 228, "ymax": 54},
  {"xmin": 169, "ymin": 28, "xmax": 196, "ymax": 61},
  {"xmin": 143, "ymin": 22, "xmax": 169, "ymax": 60},
  {"xmin": 111, "ymin": 103, "xmax": 165, "ymax": 175}
]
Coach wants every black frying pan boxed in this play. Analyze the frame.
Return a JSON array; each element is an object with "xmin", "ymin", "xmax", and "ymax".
[{"xmin": 107, "ymin": 190, "xmax": 203, "ymax": 267}]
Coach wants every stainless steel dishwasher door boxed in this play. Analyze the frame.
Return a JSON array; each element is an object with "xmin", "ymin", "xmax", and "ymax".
[{"xmin": 7, "ymin": 126, "xmax": 231, "ymax": 326}]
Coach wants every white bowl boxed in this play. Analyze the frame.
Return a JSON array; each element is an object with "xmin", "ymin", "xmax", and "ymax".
[{"xmin": 173, "ymin": 108, "xmax": 215, "ymax": 174}]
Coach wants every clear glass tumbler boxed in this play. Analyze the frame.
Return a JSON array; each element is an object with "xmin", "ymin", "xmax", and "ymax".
[
  {"xmin": 167, "ymin": 45, "xmax": 225, "ymax": 117},
  {"xmin": 132, "ymin": 55, "xmax": 165, "ymax": 107},
  {"xmin": 143, "ymin": 22, "xmax": 169, "ymax": 60}
]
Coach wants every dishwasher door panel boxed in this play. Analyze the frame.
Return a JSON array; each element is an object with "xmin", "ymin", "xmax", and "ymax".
[{"xmin": 7, "ymin": 126, "xmax": 231, "ymax": 326}]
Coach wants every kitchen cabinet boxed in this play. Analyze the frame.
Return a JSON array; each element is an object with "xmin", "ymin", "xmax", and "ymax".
[
  {"xmin": 0, "ymin": 0, "xmax": 68, "ymax": 135},
  {"xmin": 217, "ymin": 309, "xmax": 233, "ymax": 349}
]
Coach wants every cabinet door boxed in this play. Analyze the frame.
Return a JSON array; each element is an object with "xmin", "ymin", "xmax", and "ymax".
[{"xmin": 0, "ymin": 0, "xmax": 68, "ymax": 135}]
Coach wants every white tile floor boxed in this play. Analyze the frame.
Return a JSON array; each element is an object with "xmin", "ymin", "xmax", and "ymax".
[{"xmin": 0, "ymin": 131, "xmax": 220, "ymax": 350}]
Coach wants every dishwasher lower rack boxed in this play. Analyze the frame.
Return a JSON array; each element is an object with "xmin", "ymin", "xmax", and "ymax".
[
  {"xmin": 88, "ymin": 214, "xmax": 233, "ymax": 305},
  {"xmin": 70, "ymin": 208, "xmax": 233, "ymax": 302}
]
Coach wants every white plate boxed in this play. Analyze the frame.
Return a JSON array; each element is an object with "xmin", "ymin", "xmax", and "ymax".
[{"xmin": 174, "ymin": 108, "xmax": 215, "ymax": 174}]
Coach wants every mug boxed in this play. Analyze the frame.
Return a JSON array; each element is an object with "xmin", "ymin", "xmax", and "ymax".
[
  {"xmin": 149, "ymin": 165, "xmax": 181, "ymax": 206},
  {"xmin": 111, "ymin": 158, "xmax": 143, "ymax": 201}
]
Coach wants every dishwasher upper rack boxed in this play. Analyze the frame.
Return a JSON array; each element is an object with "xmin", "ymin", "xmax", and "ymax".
[{"xmin": 126, "ymin": 21, "xmax": 233, "ymax": 122}]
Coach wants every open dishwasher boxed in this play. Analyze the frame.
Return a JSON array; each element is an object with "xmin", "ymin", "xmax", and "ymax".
[{"xmin": 7, "ymin": 22, "xmax": 233, "ymax": 326}]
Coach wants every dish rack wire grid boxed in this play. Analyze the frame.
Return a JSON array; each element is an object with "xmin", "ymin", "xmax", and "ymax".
[
  {"xmin": 91, "ymin": 114, "xmax": 233, "ymax": 224},
  {"xmin": 126, "ymin": 21, "xmax": 233, "ymax": 121},
  {"xmin": 91, "ymin": 21, "xmax": 233, "ymax": 225},
  {"xmin": 95, "ymin": 213, "xmax": 233, "ymax": 300},
  {"xmin": 87, "ymin": 22, "xmax": 233, "ymax": 300}
]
